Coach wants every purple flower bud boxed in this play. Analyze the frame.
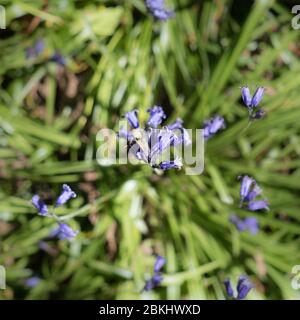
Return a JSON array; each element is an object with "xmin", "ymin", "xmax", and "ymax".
[
  {"xmin": 144, "ymin": 273, "xmax": 163, "ymax": 291},
  {"xmin": 167, "ymin": 118, "xmax": 183, "ymax": 131},
  {"xmin": 203, "ymin": 116, "xmax": 225, "ymax": 140},
  {"xmin": 239, "ymin": 176, "xmax": 254, "ymax": 201},
  {"xmin": 241, "ymin": 86, "xmax": 252, "ymax": 108},
  {"xmin": 53, "ymin": 223, "xmax": 78, "ymax": 240},
  {"xmin": 224, "ymin": 279, "xmax": 234, "ymax": 298},
  {"xmin": 154, "ymin": 255, "xmax": 166, "ymax": 273},
  {"xmin": 251, "ymin": 87, "xmax": 265, "ymax": 107},
  {"xmin": 145, "ymin": 0, "xmax": 174, "ymax": 21},
  {"xmin": 31, "ymin": 195, "xmax": 48, "ymax": 216},
  {"xmin": 248, "ymin": 200, "xmax": 269, "ymax": 211},
  {"xmin": 24, "ymin": 277, "xmax": 41, "ymax": 288},
  {"xmin": 125, "ymin": 110, "xmax": 139, "ymax": 129},
  {"xmin": 55, "ymin": 184, "xmax": 76, "ymax": 207},
  {"xmin": 159, "ymin": 157, "xmax": 182, "ymax": 170},
  {"xmin": 237, "ymin": 275, "xmax": 253, "ymax": 300},
  {"xmin": 147, "ymin": 106, "xmax": 166, "ymax": 128}
]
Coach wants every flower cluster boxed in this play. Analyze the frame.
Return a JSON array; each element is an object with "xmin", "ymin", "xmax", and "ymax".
[
  {"xmin": 144, "ymin": 255, "xmax": 166, "ymax": 291},
  {"xmin": 203, "ymin": 116, "xmax": 226, "ymax": 140},
  {"xmin": 241, "ymin": 86, "xmax": 265, "ymax": 120},
  {"xmin": 119, "ymin": 106, "xmax": 191, "ymax": 171},
  {"xmin": 145, "ymin": 0, "xmax": 174, "ymax": 21},
  {"xmin": 224, "ymin": 275, "xmax": 253, "ymax": 300},
  {"xmin": 31, "ymin": 184, "xmax": 78, "ymax": 240}
]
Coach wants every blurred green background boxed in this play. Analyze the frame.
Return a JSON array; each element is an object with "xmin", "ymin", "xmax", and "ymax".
[{"xmin": 1, "ymin": 0, "xmax": 300, "ymax": 299}]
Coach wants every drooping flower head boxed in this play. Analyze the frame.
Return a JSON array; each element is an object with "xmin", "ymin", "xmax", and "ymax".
[
  {"xmin": 203, "ymin": 116, "xmax": 226, "ymax": 140},
  {"xmin": 236, "ymin": 275, "xmax": 254, "ymax": 300},
  {"xmin": 147, "ymin": 106, "xmax": 167, "ymax": 128},
  {"xmin": 143, "ymin": 255, "xmax": 166, "ymax": 291},
  {"xmin": 247, "ymin": 200, "xmax": 269, "ymax": 212},
  {"xmin": 238, "ymin": 176, "xmax": 269, "ymax": 211},
  {"xmin": 145, "ymin": 0, "xmax": 174, "ymax": 21},
  {"xmin": 167, "ymin": 118, "xmax": 183, "ymax": 131},
  {"xmin": 52, "ymin": 223, "xmax": 78, "ymax": 240},
  {"xmin": 26, "ymin": 40, "xmax": 45, "ymax": 59},
  {"xmin": 125, "ymin": 110, "xmax": 139, "ymax": 129},
  {"xmin": 241, "ymin": 86, "xmax": 265, "ymax": 109},
  {"xmin": 224, "ymin": 275, "xmax": 253, "ymax": 300},
  {"xmin": 119, "ymin": 106, "xmax": 189, "ymax": 172},
  {"xmin": 55, "ymin": 184, "xmax": 76, "ymax": 207},
  {"xmin": 31, "ymin": 195, "xmax": 48, "ymax": 216}
]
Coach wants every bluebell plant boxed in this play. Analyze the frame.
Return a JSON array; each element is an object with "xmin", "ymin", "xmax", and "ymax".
[
  {"xmin": 24, "ymin": 276, "xmax": 41, "ymax": 288},
  {"xmin": 119, "ymin": 106, "xmax": 191, "ymax": 171},
  {"xmin": 224, "ymin": 275, "xmax": 254, "ymax": 300},
  {"xmin": 241, "ymin": 86, "xmax": 265, "ymax": 120},
  {"xmin": 239, "ymin": 175, "xmax": 269, "ymax": 211},
  {"xmin": 144, "ymin": 255, "xmax": 166, "ymax": 291},
  {"xmin": 31, "ymin": 184, "xmax": 78, "ymax": 240},
  {"xmin": 145, "ymin": 0, "xmax": 174, "ymax": 20}
]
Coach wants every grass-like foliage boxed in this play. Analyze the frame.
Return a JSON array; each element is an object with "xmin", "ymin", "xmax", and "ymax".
[{"xmin": 0, "ymin": 0, "xmax": 300, "ymax": 299}]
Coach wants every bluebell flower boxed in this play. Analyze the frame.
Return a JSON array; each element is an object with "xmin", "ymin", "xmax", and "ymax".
[
  {"xmin": 244, "ymin": 184, "xmax": 262, "ymax": 202},
  {"xmin": 239, "ymin": 176, "xmax": 269, "ymax": 211},
  {"xmin": 55, "ymin": 184, "xmax": 76, "ymax": 207},
  {"xmin": 24, "ymin": 277, "xmax": 41, "ymax": 288},
  {"xmin": 144, "ymin": 273, "xmax": 163, "ymax": 291},
  {"xmin": 248, "ymin": 200, "xmax": 269, "ymax": 211},
  {"xmin": 31, "ymin": 195, "xmax": 48, "ymax": 216},
  {"xmin": 52, "ymin": 223, "xmax": 78, "ymax": 240},
  {"xmin": 145, "ymin": 0, "xmax": 174, "ymax": 21},
  {"xmin": 224, "ymin": 275, "xmax": 253, "ymax": 300},
  {"xmin": 223, "ymin": 279, "xmax": 234, "ymax": 298},
  {"xmin": 125, "ymin": 110, "xmax": 139, "ymax": 129},
  {"xmin": 236, "ymin": 275, "xmax": 254, "ymax": 300},
  {"xmin": 51, "ymin": 52, "xmax": 66, "ymax": 66},
  {"xmin": 229, "ymin": 214, "xmax": 259, "ymax": 235},
  {"xmin": 241, "ymin": 86, "xmax": 265, "ymax": 109},
  {"xmin": 203, "ymin": 116, "xmax": 225, "ymax": 140},
  {"xmin": 159, "ymin": 157, "xmax": 182, "ymax": 170},
  {"xmin": 167, "ymin": 118, "xmax": 183, "ymax": 131},
  {"xmin": 239, "ymin": 175, "xmax": 255, "ymax": 202},
  {"xmin": 144, "ymin": 255, "xmax": 166, "ymax": 291},
  {"xmin": 153, "ymin": 255, "xmax": 166, "ymax": 273},
  {"xmin": 147, "ymin": 106, "xmax": 166, "ymax": 128}
]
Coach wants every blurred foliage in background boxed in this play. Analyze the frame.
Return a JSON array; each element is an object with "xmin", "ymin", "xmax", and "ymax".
[{"xmin": 1, "ymin": 0, "xmax": 300, "ymax": 299}]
